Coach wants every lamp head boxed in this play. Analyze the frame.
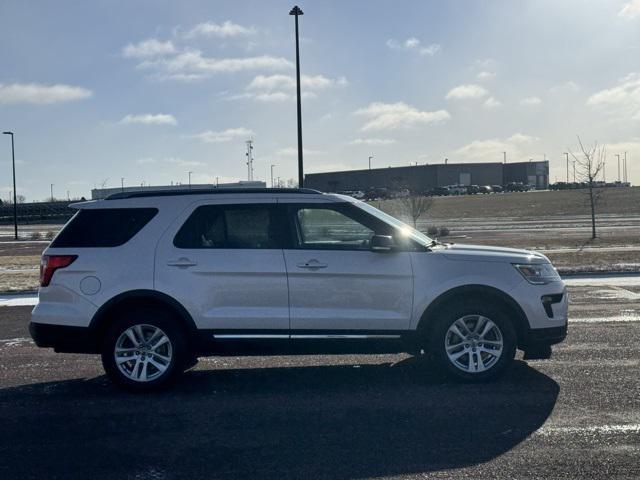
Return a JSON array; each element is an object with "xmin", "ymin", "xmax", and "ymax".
[{"xmin": 289, "ymin": 6, "xmax": 303, "ymax": 15}]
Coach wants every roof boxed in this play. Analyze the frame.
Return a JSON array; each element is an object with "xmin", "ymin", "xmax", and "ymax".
[{"xmin": 104, "ymin": 187, "xmax": 322, "ymax": 200}]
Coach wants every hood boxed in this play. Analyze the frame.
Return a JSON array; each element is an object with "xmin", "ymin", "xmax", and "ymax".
[{"xmin": 436, "ymin": 243, "xmax": 549, "ymax": 264}]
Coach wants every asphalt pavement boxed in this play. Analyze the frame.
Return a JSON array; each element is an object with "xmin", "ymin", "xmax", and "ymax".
[{"xmin": 0, "ymin": 276, "xmax": 639, "ymax": 479}]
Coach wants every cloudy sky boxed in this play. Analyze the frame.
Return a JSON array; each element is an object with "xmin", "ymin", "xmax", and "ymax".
[{"xmin": 1, "ymin": 0, "xmax": 640, "ymax": 200}]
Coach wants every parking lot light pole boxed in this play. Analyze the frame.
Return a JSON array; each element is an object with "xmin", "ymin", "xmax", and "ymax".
[
  {"xmin": 2, "ymin": 131, "xmax": 18, "ymax": 240},
  {"xmin": 368, "ymin": 156, "xmax": 373, "ymax": 170},
  {"xmin": 290, "ymin": 5, "xmax": 304, "ymax": 187},
  {"xmin": 564, "ymin": 152, "xmax": 569, "ymax": 183},
  {"xmin": 271, "ymin": 164, "xmax": 276, "ymax": 188}
]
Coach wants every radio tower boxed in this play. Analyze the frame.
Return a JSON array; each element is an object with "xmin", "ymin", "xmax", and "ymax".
[{"xmin": 245, "ymin": 139, "xmax": 254, "ymax": 181}]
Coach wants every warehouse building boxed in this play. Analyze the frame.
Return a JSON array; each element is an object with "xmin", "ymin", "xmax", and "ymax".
[{"xmin": 305, "ymin": 161, "xmax": 549, "ymax": 193}]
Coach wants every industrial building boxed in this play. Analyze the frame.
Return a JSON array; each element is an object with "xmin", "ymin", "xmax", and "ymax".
[
  {"xmin": 305, "ymin": 161, "xmax": 549, "ymax": 193},
  {"xmin": 91, "ymin": 181, "xmax": 267, "ymax": 200}
]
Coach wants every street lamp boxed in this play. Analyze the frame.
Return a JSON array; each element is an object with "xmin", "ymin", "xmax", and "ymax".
[
  {"xmin": 271, "ymin": 164, "xmax": 277, "ymax": 188},
  {"xmin": 368, "ymin": 156, "xmax": 373, "ymax": 170},
  {"xmin": 616, "ymin": 154, "xmax": 621, "ymax": 182},
  {"xmin": 290, "ymin": 5, "xmax": 304, "ymax": 187},
  {"xmin": 188, "ymin": 171, "xmax": 193, "ymax": 188},
  {"xmin": 50, "ymin": 183, "xmax": 54, "ymax": 202},
  {"xmin": 564, "ymin": 152, "xmax": 569, "ymax": 183},
  {"xmin": 2, "ymin": 131, "xmax": 18, "ymax": 240}
]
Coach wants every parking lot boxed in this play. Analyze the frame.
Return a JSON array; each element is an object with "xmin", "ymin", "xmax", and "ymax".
[{"xmin": 0, "ymin": 275, "xmax": 638, "ymax": 479}]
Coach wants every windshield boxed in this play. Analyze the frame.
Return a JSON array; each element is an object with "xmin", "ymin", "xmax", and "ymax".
[{"xmin": 352, "ymin": 200, "xmax": 434, "ymax": 247}]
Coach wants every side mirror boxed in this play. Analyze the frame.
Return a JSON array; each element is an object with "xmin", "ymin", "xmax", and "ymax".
[{"xmin": 371, "ymin": 234, "xmax": 395, "ymax": 252}]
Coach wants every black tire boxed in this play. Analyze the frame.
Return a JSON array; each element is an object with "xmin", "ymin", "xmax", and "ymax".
[
  {"xmin": 428, "ymin": 301, "xmax": 517, "ymax": 382},
  {"xmin": 101, "ymin": 307, "xmax": 188, "ymax": 392}
]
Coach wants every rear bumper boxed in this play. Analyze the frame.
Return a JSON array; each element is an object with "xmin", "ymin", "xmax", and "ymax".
[{"xmin": 29, "ymin": 322, "xmax": 97, "ymax": 353}]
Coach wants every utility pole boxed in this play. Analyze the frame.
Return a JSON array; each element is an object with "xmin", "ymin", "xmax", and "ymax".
[
  {"xmin": 245, "ymin": 139, "xmax": 254, "ymax": 181},
  {"xmin": 2, "ymin": 131, "xmax": 18, "ymax": 239},
  {"xmin": 564, "ymin": 152, "xmax": 569, "ymax": 183},
  {"xmin": 624, "ymin": 151, "xmax": 628, "ymax": 183},
  {"xmin": 368, "ymin": 156, "xmax": 373, "ymax": 170},
  {"xmin": 270, "ymin": 164, "xmax": 276, "ymax": 188},
  {"xmin": 290, "ymin": 5, "xmax": 304, "ymax": 187}
]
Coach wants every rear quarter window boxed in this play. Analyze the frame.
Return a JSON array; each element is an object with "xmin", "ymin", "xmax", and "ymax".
[{"xmin": 50, "ymin": 208, "xmax": 158, "ymax": 248}]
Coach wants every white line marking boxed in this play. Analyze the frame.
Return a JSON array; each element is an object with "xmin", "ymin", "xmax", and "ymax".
[
  {"xmin": 538, "ymin": 424, "xmax": 640, "ymax": 436},
  {"xmin": 570, "ymin": 315, "xmax": 640, "ymax": 324}
]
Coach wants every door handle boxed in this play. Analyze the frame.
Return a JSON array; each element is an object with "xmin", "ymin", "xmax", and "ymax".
[
  {"xmin": 297, "ymin": 259, "xmax": 328, "ymax": 269},
  {"xmin": 166, "ymin": 257, "xmax": 198, "ymax": 268}
]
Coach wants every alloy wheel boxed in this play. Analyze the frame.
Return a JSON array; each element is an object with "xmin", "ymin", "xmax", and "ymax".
[{"xmin": 444, "ymin": 315, "xmax": 504, "ymax": 373}]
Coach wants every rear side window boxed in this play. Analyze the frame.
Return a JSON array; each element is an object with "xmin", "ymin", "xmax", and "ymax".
[
  {"xmin": 51, "ymin": 208, "xmax": 158, "ymax": 248},
  {"xmin": 173, "ymin": 204, "xmax": 289, "ymax": 249}
]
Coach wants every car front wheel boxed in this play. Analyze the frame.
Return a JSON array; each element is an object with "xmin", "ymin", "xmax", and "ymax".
[{"xmin": 429, "ymin": 303, "xmax": 516, "ymax": 382}]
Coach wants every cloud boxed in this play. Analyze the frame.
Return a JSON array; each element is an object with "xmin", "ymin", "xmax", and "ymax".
[
  {"xmin": 276, "ymin": 147, "xmax": 324, "ymax": 156},
  {"xmin": 619, "ymin": 0, "xmax": 640, "ymax": 19},
  {"xmin": 445, "ymin": 84, "xmax": 489, "ymax": 100},
  {"xmin": 355, "ymin": 102, "xmax": 450, "ymax": 131},
  {"xmin": 237, "ymin": 74, "xmax": 347, "ymax": 101},
  {"xmin": 520, "ymin": 96, "xmax": 542, "ymax": 106},
  {"xmin": 550, "ymin": 81, "xmax": 581, "ymax": 93},
  {"xmin": 477, "ymin": 71, "xmax": 496, "ymax": 81},
  {"xmin": 122, "ymin": 39, "xmax": 176, "ymax": 58},
  {"xmin": 188, "ymin": 127, "xmax": 254, "ymax": 143},
  {"xmin": 386, "ymin": 37, "xmax": 441, "ymax": 56},
  {"xmin": 184, "ymin": 21, "xmax": 255, "ymax": 38},
  {"xmin": 136, "ymin": 50, "xmax": 293, "ymax": 80},
  {"xmin": 136, "ymin": 157, "xmax": 204, "ymax": 167},
  {"xmin": 120, "ymin": 113, "xmax": 177, "ymax": 126},
  {"xmin": 587, "ymin": 73, "xmax": 640, "ymax": 121},
  {"xmin": 483, "ymin": 97, "xmax": 502, "ymax": 109},
  {"xmin": 350, "ymin": 138, "xmax": 396, "ymax": 146},
  {"xmin": 0, "ymin": 83, "xmax": 92, "ymax": 105},
  {"xmin": 455, "ymin": 133, "xmax": 538, "ymax": 162}
]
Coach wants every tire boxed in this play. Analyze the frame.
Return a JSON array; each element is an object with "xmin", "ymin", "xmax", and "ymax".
[
  {"xmin": 101, "ymin": 307, "xmax": 188, "ymax": 392},
  {"xmin": 428, "ymin": 301, "xmax": 517, "ymax": 382}
]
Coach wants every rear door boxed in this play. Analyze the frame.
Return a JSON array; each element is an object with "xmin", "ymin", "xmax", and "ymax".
[
  {"xmin": 281, "ymin": 201, "xmax": 414, "ymax": 333},
  {"xmin": 155, "ymin": 199, "xmax": 291, "ymax": 332}
]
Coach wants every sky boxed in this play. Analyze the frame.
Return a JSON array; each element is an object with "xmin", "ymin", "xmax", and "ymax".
[{"xmin": 1, "ymin": 0, "xmax": 640, "ymax": 201}]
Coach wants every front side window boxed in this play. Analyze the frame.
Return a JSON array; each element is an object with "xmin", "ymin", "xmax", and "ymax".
[
  {"xmin": 294, "ymin": 207, "xmax": 375, "ymax": 250},
  {"xmin": 174, "ymin": 204, "xmax": 288, "ymax": 249}
]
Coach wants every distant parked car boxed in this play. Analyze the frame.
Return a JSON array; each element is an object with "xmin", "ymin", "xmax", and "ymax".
[
  {"xmin": 504, "ymin": 182, "xmax": 527, "ymax": 192},
  {"xmin": 429, "ymin": 186, "xmax": 450, "ymax": 196},
  {"xmin": 478, "ymin": 185, "xmax": 493, "ymax": 194},
  {"xmin": 491, "ymin": 185, "xmax": 504, "ymax": 193},
  {"xmin": 447, "ymin": 184, "xmax": 468, "ymax": 195},
  {"xmin": 466, "ymin": 185, "xmax": 480, "ymax": 195}
]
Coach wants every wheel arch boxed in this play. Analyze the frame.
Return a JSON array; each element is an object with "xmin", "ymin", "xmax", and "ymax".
[
  {"xmin": 89, "ymin": 290, "xmax": 198, "ymax": 347},
  {"xmin": 416, "ymin": 285, "xmax": 529, "ymax": 347}
]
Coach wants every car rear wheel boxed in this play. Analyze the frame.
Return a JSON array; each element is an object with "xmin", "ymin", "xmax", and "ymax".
[
  {"xmin": 101, "ymin": 308, "xmax": 187, "ymax": 391},
  {"xmin": 429, "ymin": 302, "xmax": 516, "ymax": 382}
]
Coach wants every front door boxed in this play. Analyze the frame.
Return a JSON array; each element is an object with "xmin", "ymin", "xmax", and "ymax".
[
  {"xmin": 281, "ymin": 202, "xmax": 414, "ymax": 333},
  {"xmin": 155, "ymin": 199, "xmax": 290, "ymax": 332}
]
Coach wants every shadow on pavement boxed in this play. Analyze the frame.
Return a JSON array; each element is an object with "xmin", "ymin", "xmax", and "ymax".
[{"xmin": 0, "ymin": 358, "xmax": 558, "ymax": 480}]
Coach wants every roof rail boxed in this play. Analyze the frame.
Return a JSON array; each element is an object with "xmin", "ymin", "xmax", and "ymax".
[{"xmin": 105, "ymin": 187, "xmax": 322, "ymax": 200}]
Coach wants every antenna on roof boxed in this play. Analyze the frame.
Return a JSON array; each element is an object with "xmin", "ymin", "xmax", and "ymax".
[{"xmin": 245, "ymin": 139, "xmax": 254, "ymax": 181}]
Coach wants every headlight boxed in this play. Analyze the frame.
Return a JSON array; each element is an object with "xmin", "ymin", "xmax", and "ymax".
[{"xmin": 513, "ymin": 263, "xmax": 560, "ymax": 285}]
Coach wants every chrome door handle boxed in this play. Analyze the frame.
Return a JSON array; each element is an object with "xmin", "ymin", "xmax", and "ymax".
[
  {"xmin": 166, "ymin": 258, "xmax": 198, "ymax": 268},
  {"xmin": 297, "ymin": 259, "xmax": 328, "ymax": 269}
]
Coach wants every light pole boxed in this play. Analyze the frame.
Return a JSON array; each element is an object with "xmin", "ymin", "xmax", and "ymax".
[
  {"xmin": 573, "ymin": 160, "xmax": 576, "ymax": 182},
  {"xmin": 121, "ymin": 177, "xmax": 125, "ymax": 193},
  {"xmin": 188, "ymin": 171, "xmax": 193, "ymax": 188},
  {"xmin": 616, "ymin": 154, "xmax": 620, "ymax": 182},
  {"xmin": 50, "ymin": 184, "xmax": 54, "ymax": 202},
  {"xmin": 624, "ymin": 151, "xmax": 628, "ymax": 183},
  {"xmin": 564, "ymin": 152, "xmax": 569, "ymax": 183},
  {"xmin": 2, "ymin": 131, "xmax": 18, "ymax": 239},
  {"xmin": 271, "ymin": 164, "xmax": 276, "ymax": 188},
  {"xmin": 503, "ymin": 151, "xmax": 507, "ymax": 164},
  {"xmin": 368, "ymin": 156, "xmax": 373, "ymax": 170},
  {"xmin": 290, "ymin": 5, "xmax": 304, "ymax": 187}
]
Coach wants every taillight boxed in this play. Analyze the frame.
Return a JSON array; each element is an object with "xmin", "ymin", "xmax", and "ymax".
[{"xmin": 40, "ymin": 255, "xmax": 78, "ymax": 287}]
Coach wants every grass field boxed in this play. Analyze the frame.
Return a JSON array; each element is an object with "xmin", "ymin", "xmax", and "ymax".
[{"xmin": 376, "ymin": 186, "xmax": 640, "ymax": 220}]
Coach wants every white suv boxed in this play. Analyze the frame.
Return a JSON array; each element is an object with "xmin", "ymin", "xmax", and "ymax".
[{"xmin": 30, "ymin": 188, "xmax": 568, "ymax": 391}]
